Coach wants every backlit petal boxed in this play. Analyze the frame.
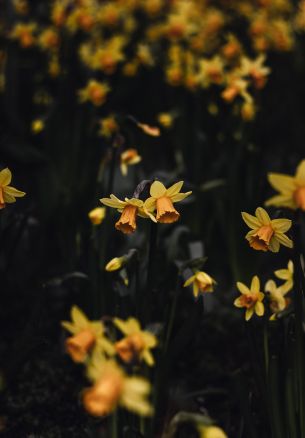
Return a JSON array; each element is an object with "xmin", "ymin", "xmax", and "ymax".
[
  {"xmin": 271, "ymin": 219, "xmax": 292, "ymax": 233},
  {"xmin": 0, "ymin": 168, "xmax": 12, "ymax": 186},
  {"xmin": 241, "ymin": 212, "xmax": 260, "ymax": 229},
  {"xmin": 150, "ymin": 181, "xmax": 167, "ymax": 198},
  {"xmin": 255, "ymin": 301, "xmax": 264, "ymax": 316},
  {"xmin": 255, "ymin": 207, "xmax": 271, "ymax": 225},
  {"xmin": 236, "ymin": 281, "xmax": 250, "ymax": 295},
  {"xmin": 250, "ymin": 275, "xmax": 260, "ymax": 293},
  {"xmin": 166, "ymin": 181, "xmax": 184, "ymax": 197},
  {"xmin": 295, "ymin": 160, "xmax": 305, "ymax": 184}
]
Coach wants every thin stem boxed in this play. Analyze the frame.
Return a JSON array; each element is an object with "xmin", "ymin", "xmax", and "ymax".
[
  {"xmin": 263, "ymin": 318, "xmax": 269, "ymax": 376},
  {"xmin": 142, "ymin": 221, "xmax": 158, "ymax": 324},
  {"xmin": 164, "ymin": 278, "xmax": 180, "ymax": 353}
]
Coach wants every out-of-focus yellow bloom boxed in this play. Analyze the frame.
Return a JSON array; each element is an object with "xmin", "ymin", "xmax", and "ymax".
[
  {"xmin": 241, "ymin": 207, "xmax": 293, "ymax": 252},
  {"xmin": 222, "ymin": 34, "xmax": 242, "ymax": 61},
  {"xmin": 197, "ymin": 56, "xmax": 224, "ymax": 88},
  {"xmin": 221, "ymin": 75, "xmax": 251, "ymax": 103},
  {"xmin": 0, "ymin": 168, "xmax": 26, "ymax": 209},
  {"xmin": 183, "ymin": 271, "xmax": 216, "ymax": 299},
  {"xmin": 88, "ymin": 207, "xmax": 106, "ymax": 225},
  {"xmin": 88, "ymin": 36, "xmax": 126, "ymax": 74},
  {"xmin": 97, "ymin": 3, "xmax": 122, "ymax": 27},
  {"xmin": 136, "ymin": 44, "xmax": 155, "ymax": 67},
  {"xmin": 98, "ymin": 115, "xmax": 119, "ymax": 138},
  {"xmin": 198, "ymin": 425, "xmax": 228, "ymax": 438},
  {"xmin": 144, "ymin": 181, "xmax": 192, "ymax": 224},
  {"xmin": 51, "ymin": 1, "xmax": 67, "ymax": 27},
  {"xmin": 105, "ymin": 256, "xmax": 126, "ymax": 272},
  {"xmin": 31, "ymin": 119, "xmax": 44, "ymax": 134},
  {"xmin": 48, "ymin": 54, "xmax": 60, "ymax": 77},
  {"xmin": 265, "ymin": 279, "xmax": 290, "ymax": 320},
  {"xmin": 142, "ymin": 0, "xmax": 164, "ymax": 17},
  {"xmin": 78, "ymin": 80, "xmax": 110, "ymax": 106},
  {"xmin": 239, "ymin": 54, "xmax": 270, "ymax": 89},
  {"xmin": 241, "ymin": 101, "xmax": 256, "ymax": 121},
  {"xmin": 114, "ymin": 317, "xmax": 157, "ymax": 366},
  {"xmin": 120, "ymin": 149, "xmax": 142, "ymax": 176},
  {"xmin": 157, "ymin": 113, "xmax": 174, "ymax": 129},
  {"xmin": 100, "ymin": 195, "xmax": 156, "ymax": 234},
  {"xmin": 10, "ymin": 23, "xmax": 36, "ymax": 48},
  {"xmin": 84, "ymin": 357, "xmax": 152, "ymax": 416},
  {"xmin": 137, "ymin": 122, "xmax": 160, "ymax": 137},
  {"xmin": 61, "ymin": 306, "xmax": 114, "ymax": 363},
  {"xmin": 122, "ymin": 60, "xmax": 139, "ymax": 77},
  {"xmin": 274, "ymin": 260, "xmax": 293, "ymax": 294},
  {"xmin": 38, "ymin": 28, "xmax": 60, "ymax": 50},
  {"xmin": 13, "ymin": 0, "xmax": 28, "ymax": 15},
  {"xmin": 234, "ymin": 276, "xmax": 265, "ymax": 321},
  {"xmin": 265, "ymin": 160, "xmax": 305, "ymax": 210}
]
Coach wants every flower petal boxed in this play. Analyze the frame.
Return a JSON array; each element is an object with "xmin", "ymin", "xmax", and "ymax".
[
  {"xmin": 236, "ymin": 281, "xmax": 250, "ymax": 295},
  {"xmin": 268, "ymin": 237, "xmax": 280, "ymax": 252},
  {"xmin": 265, "ymin": 194, "xmax": 296, "ymax": 209},
  {"xmin": 271, "ymin": 218, "xmax": 292, "ymax": 233},
  {"xmin": 274, "ymin": 232, "xmax": 293, "ymax": 249},
  {"xmin": 295, "ymin": 160, "xmax": 305, "ymax": 184},
  {"xmin": 166, "ymin": 181, "xmax": 184, "ymax": 197},
  {"xmin": 171, "ymin": 191, "xmax": 192, "ymax": 202},
  {"xmin": 245, "ymin": 308, "xmax": 254, "ymax": 321},
  {"xmin": 183, "ymin": 275, "xmax": 196, "ymax": 287},
  {"xmin": 241, "ymin": 212, "xmax": 260, "ymax": 229},
  {"xmin": 0, "ymin": 168, "xmax": 12, "ymax": 186},
  {"xmin": 255, "ymin": 301, "xmax": 264, "ymax": 316},
  {"xmin": 267, "ymin": 173, "xmax": 296, "ymax": 193},
  {"xmin": 4, "ymin": 186, "xmax": 26, "ymax": 197},
  {"xmin": 265, "ymin": 279, "xmax": 276, "ymax": 293},
  {"xmin": 255, "ymin": 207, "xmax": 271, "ymax": 225},
  {"xmin": 71, "ymin": 306, "xmax": 89, "ymax": 329},
  {"xmin": 150, "ymin": 181, "xmax": 167, "ymax": 198},
  {"xmin": 250, "ymin": 275, "xmax": 260, "ymax": 293}
]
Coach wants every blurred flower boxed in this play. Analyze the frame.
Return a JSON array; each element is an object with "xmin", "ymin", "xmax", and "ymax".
[
  {"xmin": 197, "ymin": 56, "xmax": 224, "ymax": 88},
  {"xmin": 241, "ymin": 207, "xmax": 293, "ymax": 252},
  {"xmin": 105, "ymin": 256, "xmax": 126, "ymax": 272},
  {"xmin": 234, "ymin": 276, "xmax": 265, "ymax": 321},
  {"xmin": 13, "ymin": 0, "xmax": 28, "ymax": 15},
  {"xmin": 241, "ymin": 101, "xmax": 256, "ymax": 121},
  {"xmin": 61, "ymin": 306, "xmax": 114, "ymax": 363},
  {"xmin": 78, "ymin": 80, "xmax": 110, "ymax": 106},
  {"xmin": 0, "ymin": 168, "xmax": 26, "ymax": 209},
  {"xmin": 88, "ymin": 207, "xmax": 106, "ymax": 225},
  {"xmin": 221, "ymin": 76, "xmax": 251, "ymax": 103},
  {"xmin": 157, "ymin": 113, "xmax": 174, "ymax": 129},
  {"xmin": 265, "ymin": 279, "xmax": 290, "ymax": 320},
  {"xmin": 144, "ymin": 181, "xmax": 192, "ymax": 224},
  {"xmin": 120, "ymin": 149, "xmax": 141, "ymax": 176},
  {"xmin": 38, "ymin": 28, "xmax": 60, "ymax": 50},
  {"xmin": 100, "ymin": 195, "xmax": 155, "ymax": 234},
  {"xmin": 198, "ymin": 425, "xmax": 228, "ymax": 438},
  {"xmin": 84, "ymin": 356, "xmax": 152, "ymax": 416},
  {"xmin": 98, "ymin": 115, "xmax": 119, "ymax": 138},
  {"xmin": 31, "ymin": 119, "xmax": 44, "ymax": 134},
  {"xmin": 239, "ymin": 54, "xmax": 270, "ymax": 89},
  {"xmin": 274, "ymin": 260, "xmax": 294, "ymax": 294},
  {"xmin": 114, "ymin": 317, "xmax": 157, "ymax": 366},
  {"xmin": 265, "ymin": 160, "xmax": 305, "ymax": 210},
  {"xmin": 222, "ymin": 34, "xmax": 241, "ymax": 60},
  {"xmin": 183, "ymin": 271, "xmax": 216, "ymax": 299},
  {"xmin": 137, "ymin": 122, "xmax": 160, "ymax": 137},
  {"xmin": 10, "ymin": 23, "xmax": 36, "ymax": 48}
]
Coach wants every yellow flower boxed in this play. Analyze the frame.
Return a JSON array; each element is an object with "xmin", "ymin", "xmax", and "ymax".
[
  {"xmin": 113, "ymin": 317, "xmax": 157, "ymax": 366},
  {"xmin": 234, "ymin": 276, "xmax": 265, "ymax": 321},
  {"xmin": 265, "ymin": 279, "xmax": 290, "ymax": 320},
  {"xmin": 120, "ymin": 149, "xmax": 142, "ymax": 176},
  {"xmin": 31, "ymin": 119, "xmax": 44, "ymax": 134},
  {"xmin": 38, "ymin": 28, "xmax": 60, "ymax": 50},
  {"xmin": 0, "ymin": 168, "xmax": 26, "ymax": 209},
  {"xmin": 239, "ymin": 54, "xmax": 270, "ymax": 89},
  {"xmin": 98, "ymin": 116, "xmax": 118, "ymax": 138},
  {"xmin": 198, "ymin": 425, "xmax": 228, "ymax": 438},
  {"xmin": 10, "ymin": 23, "xmax": 36, "ymax": 48},
  {"xmin": 100, "ymin": 195, "xmax": 156, "ymax": 234},
  {"xmin": 137, "ymin": 122, "xmax": 160, "ymax": 137},
  {"xmin": 241, "ymin": 207, "xmax": 293, "ymax": 252},
  {"xmin": 157, "ymin": 113, "xmax": 174, "ymax": 129},
  {"xmin": 61, "ymin": 306, "xmax": 114, "ymax": 363},
  {"xmin": 105, "ymin": 256, "xmax": 126, "ymax": 272},
  {"xmin": 88, "ymin": 207, "xmax": 106, "ymax": 225},
  {"xmin": 183, "ymin": 271, "xmax": 216, "ymax": 299},
  {"xmin": 78, "ymin": 80, "xmax": 110, "ymax": 106},
  {"xmin": 274, "ymin": 260, "xmax": 293, "ymax": 294},
  {"xmin": 144, "ymin": 181, "xmax": 192, "ymax": 224},
  {"xmin": 84, "ymin": 357, "xmax": 152, "ymax": 417},
  {"xmin": 265, "ymin": 160, "xmax": 305, "ymax": 210}
]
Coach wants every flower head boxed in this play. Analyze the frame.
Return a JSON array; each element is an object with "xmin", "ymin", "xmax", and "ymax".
[
  {"xmin": 98, "ymin": 115, "xmax": 118, "ymax": 138},
  {"xmin": 241, "ymin": 207, "xmax": 293, "ymax": 252},
  {"xmin": 31, "ymin": 119, "xmax": 44, "ymax": 134},
  {"xmin": 10, "ymin": 23, "xmax": 36, "ymax": 48},
  {"xmin": 120, "ymin": 149, "xmax": 142, "ymax": 176},
  {"xmin": 105, "ymin": 256, "xmax": 126, "ymax": 272},
  {"xmin": 265, "ymin": 160, "xmax": 305, "ymax": 210},
  {"xmin": 144, "ymin": 181, "xmax": 192, "ymax": 224},
  {"xmin": 157, "ymin": 113, "xmax": 174, "ymax": 129},
  {"xmin": 61, "ymin": 306, "xmax": 114, "ymax": 363},
  {"xmin": 84, "ymin": 356, "xmax": 152, "ymax": 417},
  {"xmin": 78, "ymin": 80, "xmax": 110, "ymax": 106},
  {"xmin": 198, "ymin": 425, "xmax": 228, "ymax": 438},
  {"xmin": 265, "ymin": 279, "xmax": 291, "ymax": 320},
  {"xmin": 113, "ymin": 317, "xmax": 157, "ymax": 366},
  {"xmin": 0, "ymin": 168, "xmax": 26, "ymax": 209},
  {"xmin": 88, "ymin": 207, "xmax": 106, "ymax": 225},
  {"xmin": 183, "ymin": 271, "xmax": 216, "ymax": 299},
  {"xmin": 234, "ymin": 275, "xmax": 265, "ymax": 321},
  {"xmin": 274, "ymin": 260, "xmax": 293, "ymax": 294}
]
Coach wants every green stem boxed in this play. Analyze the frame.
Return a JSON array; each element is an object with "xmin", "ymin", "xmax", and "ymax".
[
  {"xmin": 111, "ymin": 411, "xmax": 118, "ymax": 438},
  {"xmin": 164, "ymin": 278, "xmax": 180, "ymax": 353},
  {"xmin": 263, "ymin": 318, "xmax": 269, "ymax": 376}
]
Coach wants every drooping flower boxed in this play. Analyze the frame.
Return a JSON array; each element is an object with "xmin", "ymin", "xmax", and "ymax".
[
  {"xmin": 274, "ymin": 260, "xmax": 293, "ymax": 294},
  {"xmin": 61, "ymin": 306, "xmax": 114, "ymax": 363},
  {"xmin": 241, "ymin": 207, "xmax": 293, "ymax": 252},
  {"xmin": 120, "ymin": 149, "xmax": 142, "ymax": 176},
  {"xmin": 265, "ymin": 279, "xmax": 290, "ymax": 320},
  {"xmin": 183, "ymin": 271, "xmax": 216, "ymax": 299},
  {"xmin": 105, "ymin": 256, "xmax": 126, "ymax": 272},
  {"xmin": 100, "ymin": 195, "xmax": 155, "ymax": 234},
  {"xmin": 0, "ymin": 168, "xmax": 26, "ymax": 209},
  {"xmin": 113, "ymin": 317, "xmax": 157, "ymax": 366},
  {"xmin": 265, "ymin": 160, "xmax": 305, "ymax": 210},
  {"xmin": 88, "ymin": 207, "xmax": 106, "ymax": 225},
  {"xmin": 83, "ymin": 356, "xmax": 152, "ymax": 417},
  {"xmin": 144, "ymin": 181, "xmax": 192, "ymax": 224},
  {"xmin": 234, "ymin": 275, "xmax": 265, "ymax": 321}
]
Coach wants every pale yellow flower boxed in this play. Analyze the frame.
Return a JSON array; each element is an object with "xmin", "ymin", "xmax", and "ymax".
[
  {"xmin": 120, "ymin": 149, "xmax": 142, "ymax": 176},
  {"xmin": 239, "ymin": 54, "xmax": 270, "ymax": 89},
  {"xmin": 61, "ymin": 306, "xmax": 114, "ymax": 363},
  {"xmin": 88, "ymin": 207, "xmax": 106, "ymax": 225},
  {"xmin": 234, "ymin": 276, "xmax": 265, "ymax": 321},
  {"xmin": 183, "ymin": 271, "xmax": 216, "ymax": 299},
  {"xmin": 144, "ymin": 181, "xmax": 192, "ymax": 224},
  {"xmin": 114, "ymin": 317, "xmax": 157, "ymax": 366},
  {"xmin": 265, "ymin": 160, "xmax": 305, "ymax": 210},
  {"xmin": 274, "ymin": 260, "xmax": 293, "ymax": 294},
  {"xmin": 198, "ymin": 425, "xmax": 228, "ymax": 438},
  {"xmin": 265, "ymin": 279, "xmax": 290, "ymax": 320},
  {"xmin": 241, "ymin": 207, "xmax": 293, "ymax": 252},
  {"xmin": 78, "ymin": 80, "xmax": 110, "ymax": 106},
  {"xmin": 10, "ymin": 23, "xmax": 36, "ymax": 48},
  {"xmin": 98, "ymin": 116, "xmax": 118, "ymax": 138},
  {"xmin": 105, "ymin": 256, "xmax": 126, "ymax": 272},
  {"xmin": 0, "ymin": 168, "xmax": 26, "ymax": 209}
]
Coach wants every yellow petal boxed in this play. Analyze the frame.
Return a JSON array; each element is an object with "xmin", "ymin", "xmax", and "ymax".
[
  {"xmin": 234, "ymin": 297, "xmax": 243, "ymax": 307},
  {"xmin": 265, "ymin": 279, "xmax": 276, "ymax": 293},
  {"xmin": 4, "ymin": 186, "xmax": 26, "ymax": 197},
  {"xmin": 274, "ymin": 232, "xmax": 293, "ymax": 248},
  {"xmin": 61, "ymin": 321, "xmax": 79, "ymax": 334},
  {"xmin": 0, "ymin": 168, "xmax": 12, "ymax": 186},
  {"xmin": 241, "ymin": 212, "xmax": 260, "ymax": 229},
  {"xmin": 274, "ymin": 269, "xmax": 290, "ymax": 280},
  {"xmin": 100, "ymin": 196, "xmax": 125, "ymax": 209},
  {"xmin": 150, "ymin": 181, "xmax": 167, "ymax": 198},
  {"xmin": 267, "ymin": 173, "xmax": 296, "ymax": 193},
  {"xmin": 255, "ymin": 207, "xmax": 270, "ymax": 225},
  {"xmin": 250, "ymin": 275, "xmax": 260, "ymax": 293},
  {"xmin": 171, "ymin": 191, "xmax": 192, "ymax": 202},
  {"xmin": 142, "ymin": 350, "xmax": 155, "ymax": 366},
  {"xmin": 71, "ymin": 305, "xmax": 89, "ymax": 328},
  {"xmin": 255, "ymin": 301, "xmax": 264, "ymax": 316},
  {"xmin": 166, "ymin": 181, "xmax": 184, "ymax": 197},
  {"xmin": 268, "ymin": 237, "xmax": 280, "ymax": 252},
  {"xmin": 183, "ymin": 275, "xmax": 196, "ymax": 287},
  {"xmin": 245, "ymin": 308, "xmax": 254, "ymax": 321},
  {"xmin": 265, "ymin": 194, "xmax": 296, "ymax": 209},
  {"xmin": 271, "ymin": 218, "xmax": 292, "ymax": 233},
  {"xmin": 295, "ymin": 160, "xmax": 305, "ymax": 184},
  {"xmin": 236, "ymin": 281, "xmax": 250, "ymax": 295}
]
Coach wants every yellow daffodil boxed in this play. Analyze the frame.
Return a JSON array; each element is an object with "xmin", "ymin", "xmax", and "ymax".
[
  {"xmin": 198, "ymin": 425, "xmax": 228, "ymax": 438},
  {"xmin": 38, "ymin": 28, "xmax": 60, "ymax": 50},
  {"xmin": 265, "ymin": 160, "xmax": 305, "ymax": 210},
  {"xmin": 239, "ymin": 54, "xmax": 270, "ymax": 89},
  {"xmin": 120, "ymin": 149, "xmax": 142, "ymax": 176},
  {"xmin": 84, "ymin": 356, "xmax": 152, "ymax": 417},
  {"xmin": 78, "ymin": 80, "xmax": 110, "ymax": 106},
  {"xmin": 144, "ymin": 181, "xmax": 192, "ymax": 224},
  {"xmin": 234, "ymin": 276, "xmax": 265, "ymax": 321},
  {"xmin": 183, "ymin": 271, "xmax": 216, "ymax": 299},
  {"xmin": 241, "ymin": 207, "xmax": 293, "ymax": 252},
  {"xmin": 88, "ymin": 207, "xmax": 106, "ymax": 225},
  {"xmin": 31, "ymin": 119, "xmax": 44, "ymax": 134},
  {"xmin": 274, "ymin": 260, "xmax": 293, "ymax": 294},
  {"xmin": 10, "ymin": 23, "xmax": 36, "ymax": 48},
  {"xmin": 157, "ymin": 113, "xmax": 174, "ymax": 129},
  {"xmin": 61, "ymin": 306, "xmax": 114, "ymax": 363},
  {"xmin": 98, "ymin": 115, "xmax": 118, "ymax": 138},
  {"xmin": 265, "ymin": 279, "xmax": 290, "ymax": 320},
  {"xmin": 100, "ymin": 195, "xmax": 156, "ymax": 234},
  {"xmin": 105, "ymin": 256, "xmax": 126, "ymax": 272},
  {"xmin": 0, "ymin": 168, "xmax": 26, "ymax": 209},
  {"xmin": 113, "ymin": 317, "xmax": 157, "ymax": 366}
]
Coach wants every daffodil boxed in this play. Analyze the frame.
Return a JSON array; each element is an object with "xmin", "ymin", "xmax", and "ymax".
[
  {"xmin": 274, "ymin": 260, "xmax": 293, "ymax": 294},
  {"xmin": 100, "ymin": 195, "xmax": 156, "ymax": 234},
  {"xmin": 144, "ymin": 181, "xmax": 192, "ymax": 224},
  {"xmin": 265, "ymin": 279, "xmax": 290, "ymax": 320},
  {"xmin": 78, "ymin": 80, "xmax": 110, "ymax": 106},
  {"xmin": 61, "ymin": 306, "xmax": 114, "ymax": 363},
  {"xmin": 83, "ymin": 356, "xmax": 152, "ymax": 417},
  {"xmin": 105, "ymin": 256, "xmax": 126, "ymax": 272},
  {"xmin": 265, "ymin": 160, "xmax": 305, "ymax": 210},
  {"xmin": 137, "ymin": 122, "xmax": 160, "ymax": 137},
  {"xmin": 241, "ymin": 207, "xmax": 293, "ymax": 252},
  {"xmin": 113, "ymin": 317, "xmax": 157, "ymax": 366},
  {"xmin": 0, "ymin": 168, "xmax": 26, "ymax": 209},
  {"xmin": 234, "ymin": 276, "xmax": 265, "ymax": 321},
  {"xmin": 120, "ymin": 149, "xmax": 142, "ymax": 176},
  {"xmin": 157, "ymin": 113, "xmax": 174, "ymax": 129},
  {"xmin": 10, "ymin": 23, "xmax": 36, "ymax": 48},
  {"xmin": 88, "ymin": 207, "xmax": 106, "ymax": 225},
  {"xmin": 198, "ymin": 425, "xmax": 228, "ymax": 438},
  {"xmin": 98, "ymin": 115, "xmax": 118, "ymax": 138},
  {"xmin": 183, "ymin": 271, "xmax": 216, "ymax": 299},
  {"xmin": 31, "ymin": 119, "xmax": 44, "ymax": 134}
]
